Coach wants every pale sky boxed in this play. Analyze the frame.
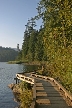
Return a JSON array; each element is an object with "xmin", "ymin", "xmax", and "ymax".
[{"xmin": 0, "ymin": 0, "xmax": 41, "ymax": 48}]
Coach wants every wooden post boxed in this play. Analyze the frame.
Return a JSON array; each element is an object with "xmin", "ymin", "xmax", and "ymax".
[
  {"xmin": 14, "ymin": 77, "xmax": 18, "ymax": 84},
  {"xmin": 18, "ymin": 79, "xmax": 20, "ymax": 83}
]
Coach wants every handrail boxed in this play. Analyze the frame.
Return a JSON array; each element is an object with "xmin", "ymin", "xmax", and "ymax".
[
  {"xmin": 16, "ymin": 74, "xmax": 34, "ymax": 84},
  {"xmin": 16, "ymin": 73, "xmax": 36, "ymax": 108},
  {"xmin": 31, "ymin": 73, "xmax": 72, "ymax": 102},
  {"xmin": 16, "ymin": 73, "xmax": 72, "ymax": 106}
]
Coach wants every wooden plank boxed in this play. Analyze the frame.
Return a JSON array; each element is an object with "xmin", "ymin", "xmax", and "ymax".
[{"xmin": 36, "ymin": 99, "xmax": 50, "ymax": 104}]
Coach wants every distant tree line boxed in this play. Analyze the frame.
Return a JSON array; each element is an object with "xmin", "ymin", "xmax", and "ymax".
[
  {"xmin": 17, "ymin": 0, "xmax": 72, "ymax": 92},
  {"xmin": 0, "ymin": 47, "xmax": 18, "ymax": 62}
]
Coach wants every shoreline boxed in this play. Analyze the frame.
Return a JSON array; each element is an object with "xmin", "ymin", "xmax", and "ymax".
[
  {"xmin": 8, "ymin": 83, "xmax": 20, "ymax": 108},
  {"xmin": 8, "ymin": 82, "xmax": 33, "ymax": 108},
  {"xmin": 7, "ymin": 60, "xmax": 44, "ymax": 66}
]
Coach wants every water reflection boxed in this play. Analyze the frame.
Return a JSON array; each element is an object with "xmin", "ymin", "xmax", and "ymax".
[{"xmin": 22, "ymin": 64, "xmax": 38, "ymax": 73}]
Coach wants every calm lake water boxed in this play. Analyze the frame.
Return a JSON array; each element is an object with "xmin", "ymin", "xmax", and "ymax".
[{"xmin": 0, "ymin": 62, "xmax": 38, "ymax": 108}]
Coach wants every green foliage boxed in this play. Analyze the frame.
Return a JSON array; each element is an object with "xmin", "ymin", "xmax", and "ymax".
[
  {"xmin": 28, "ymin": 30, "xmax": 38, "ymax": 61},
  {"xmin": 20, "ymin": 90, "xmax": 32, "ymax": 108},
  {"xmin": 0, "ymin": 47, "xmax": 18, "ymax": 62},
  {"xmin": 16, "ymin": 81, "xmax": 32, "ymax": 108},
  {"xmin": 16, "ymin": 50, "xmax": 22, "ymax": 61},
  {"xmin": 21, "ymin": 19, "xmax": 45, "ymax": 62},
  {"xmin": 36, "ymin": 0, "xmax": 72, "ymax": 92},
  {"xmin": 35, "ymin": 28, "xmax": 45, "ymax": 61},
  {"xmin": 19, "ymin": 81, "xmax": 32, "ymax": 90},
  {"xmin": 17, "ymin": 0, "xmax": 72, "ymax": 93},
  {"xmin": 8, "ymin": 60, "xmax": 22, "ymax": 64}
]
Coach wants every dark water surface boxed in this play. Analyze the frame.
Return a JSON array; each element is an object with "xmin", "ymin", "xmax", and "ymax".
[{"xmin": 0, "ymin": 62, "xmax": 38, "ymax": 108}]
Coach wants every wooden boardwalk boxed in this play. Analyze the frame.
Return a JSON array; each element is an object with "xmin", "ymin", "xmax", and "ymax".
[
  {"xmin": 35, "ymin": 78, "xmax": 71, "ymax": 108},
  {"xmin": 15, "ymin": 73, "xmax": 72, "ymax": 108}
]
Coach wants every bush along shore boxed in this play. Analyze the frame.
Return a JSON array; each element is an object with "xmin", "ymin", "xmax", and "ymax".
[
  {"xmin": 8, "ymin": 81, "xmax": 32, "ymax": 108},
  {"xmin": 8, "ymin": 60, "xmax": 41, "ymax": 66},
  {"xmin": 8, "ymin": 60, "xmax": 25, "ymax": 64}
]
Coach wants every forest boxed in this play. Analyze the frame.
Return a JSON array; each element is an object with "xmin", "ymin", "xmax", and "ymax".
[
  {"xmin": 17, "ymin": 0, "xmax": 72, "ymax": 93},
  {"xmin": 0, "ymin": 47, "xmax": 18, "ymax": 62}
]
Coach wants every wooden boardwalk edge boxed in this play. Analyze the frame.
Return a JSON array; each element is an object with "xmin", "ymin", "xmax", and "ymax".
[
  {"xmin": 31, "ymin": 73, "xmax": 72, "ymax": 103},
  {"xmin": 15, "ymin": 73, "xmax": 72, "ymax": 108}
]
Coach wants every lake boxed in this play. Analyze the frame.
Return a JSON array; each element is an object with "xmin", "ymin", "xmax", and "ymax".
[{"xmin": 0, "ymin": 62, "xmax": 38, "ymax": 108}]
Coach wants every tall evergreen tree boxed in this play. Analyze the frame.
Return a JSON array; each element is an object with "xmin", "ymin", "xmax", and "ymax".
[{"xmin": 35, "ymin": 0, "xmax": 72, "ymax": 91}]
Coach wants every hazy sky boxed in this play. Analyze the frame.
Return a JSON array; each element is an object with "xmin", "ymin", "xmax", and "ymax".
[{"xmin": 0, "ymin": 0, "xmax": 41, "ymax": 48}]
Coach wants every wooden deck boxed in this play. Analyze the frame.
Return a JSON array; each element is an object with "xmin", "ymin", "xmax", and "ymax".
[
  {"xmin": 15, "ymin": 73, "xmax": 72, "ymax": 108},
  {"xmin": 35, "ymin": 78, "xmax": 72, "ymax": 108}
]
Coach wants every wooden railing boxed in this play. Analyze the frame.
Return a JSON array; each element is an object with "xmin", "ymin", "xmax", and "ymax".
[
  {"xmin": 16, "ymin": 73, "xmax": 36, "ymax": 108},
  {"xmin": 16, "ymin": 73, "xmax": 72, "ymax": 106},
  {"xmin": 31, "ymin": 73, "xmax": 72, "ymax": 104},
  {"xmin": 16, "ymin": 73, "xmax": 34, "ymax": 84}
]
